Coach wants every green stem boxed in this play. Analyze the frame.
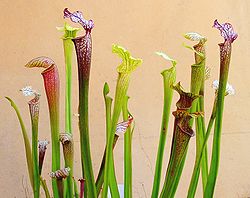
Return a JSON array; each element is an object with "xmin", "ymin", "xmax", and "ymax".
[
  {"xmin": 189, "ymin": 61, "xmax": 204, "ymax": 123},
  {"xmin": 102, "ymin": 75, "xmax": 129, "ymax": 198},
  {"xmin": 104, "ymin": 83, "xmax": 120, "ymax": 197},
  {"xmin": 73, "ymin": 179, "xmax": 79, "ymax": 198},
  {"xmin": 184, "ymin": 36, "xmax": 209, "ymax": 195},
  {"xmin": 63, "ymin": 180, "xmax": 68, "ymax": 198},
  {"xmin": 196, "ymin": 59, "xmax": 209, "ymax": 193},
  {"xmin": 64, "ymin": 38, "xmax": 73, "ymax": 134},
  {"xmin": 190, "ymin": 52, "xmax": 208, "ymax": 195},
  {"xmin": 151, "ymin": 66, "xmax": 176, "ymax": 197},
  {"xmin": 102, "ymin": 83, "xmax": 120, "ymax": 198},
  {"xmin": 109, "ymin": 152, "xmax": 120, "ymax": 198},
  {"xmin": 59, "ymin": 23, "xmax": 79, "ymax": 198},
  {"xmin": 187, "ymin": 98, "xmax": 216, "ymax": 198},
  {"xmin": 122, "ymin": 96, "xmax": 132, "ymax": 198},
  {"xmin": 96, "ymin": 135, "xmax": 119, "ymax": 195},
  {"xmin": 196, "ymin": 98, "xmax": 208, "ymax": 192},
  {"xmin": 5, "ymin": 97, "xmax": 34, "ymax": 189},
  {"xmin": 40, "ymin": 177, "xmax": 51, "ymax": 198}
]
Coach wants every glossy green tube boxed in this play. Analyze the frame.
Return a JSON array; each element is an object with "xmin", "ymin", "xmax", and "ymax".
[
  {"xmin": 102, "ymin": 45, "xmax": 142, "ymax": 198},
  {"xmin": 152, "ymin": 53, "xmax": 176, "ymax": 197}
]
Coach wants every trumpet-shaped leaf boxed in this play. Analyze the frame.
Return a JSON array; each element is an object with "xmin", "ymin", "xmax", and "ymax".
[{"xmin": 112, "ymin": 44, "xmax": 142, "ymax": 73}]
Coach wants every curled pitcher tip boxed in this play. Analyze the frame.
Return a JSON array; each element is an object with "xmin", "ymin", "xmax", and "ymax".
[
  {"xmin": 213, "ymin": 19, "xmax": 238, "ymax": 43},
  {"xmin": 212, "ymin": 80, "xmax": 235, "ymax": 96},
  {"xmin": 59, "ymin": 133, "xmax": 73, "ymax": 144},
  {"xmin": 172, "ymin": 82, "xmax": 200, "ymax": 110},
  {"xmin": 64, "ymin": 8, "xmax": 94, "ymax": 31},
  {"xmin": 49, "ymin": 167, "xmax": 70, "ymax": 179},
  {"xmin": 38, "ymin": 140, "xmax": 49, "ymax": 150},
  {"xmin": 184, "ymin": 32, "xmax": 207, "ymax": 43},
  {"xmin": 25, "ymin": 56, "xmax": 55, "ymax": 69}
]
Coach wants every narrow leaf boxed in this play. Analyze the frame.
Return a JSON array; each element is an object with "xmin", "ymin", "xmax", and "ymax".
[{"xmin": 5, "ymin": 97, "xmax": 34, "ymax": 189}]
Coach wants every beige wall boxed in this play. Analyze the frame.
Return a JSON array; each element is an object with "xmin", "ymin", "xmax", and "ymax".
[{"xmin": 1, "ymin": 0, "xmax": 250, "ymax": 197}]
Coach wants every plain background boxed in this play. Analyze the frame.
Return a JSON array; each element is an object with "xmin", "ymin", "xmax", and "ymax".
[{"xmin": 0, "ymin": 0, "xmax": 250, "ymax": 197}]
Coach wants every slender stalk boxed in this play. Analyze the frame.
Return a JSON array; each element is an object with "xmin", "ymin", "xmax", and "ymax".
[
  {"xmin": 109, "ymin": 151, "xmax": 120, "ymax": 198},
  {"xmin": 122, "ymin": 96, "xmax": 132, "ymax": 198},
  {"xmin": 40, "ymin": 177, "xmax": 51, "ymax": 198},
  {"xmin": 5, "ymin": 97, "xmax": 34, "ymax": 189},
  {"xmin": 152, "ymin": 53, "xmax": 176, "ymax": 197},
  {"xmin": 28, "ymin": 94, "xmax": 40, "ymax": 198},
  {"xmin": 187, "ymin": 98, "xmax": 216, "ymax": 198},
  {"xmin": 74, "ymin": 178, "xmax": 79, "ymax": 198},
  {"xmin": 61, "ymin": 24, "xmax": 79, "ymax": 134},
  {"xmin": 102, "ymin": 83, "xmax": 119, "ymax": 197},
  {"xmin": 58, "ymin": 23, "xmax": 79, "ymax": 198},
  {"xmin": 64, "ymin": 37, "xmax": 73, "ymax": 133},
  {"xmin": 63, "ymin": 179, "xmax": 68, "ymax": 198},
  {"xmin": 102, "ymin": 45, "xmax": 142, "ymax": 198},
  {"xmin": 96, "ymin": 83, "xmax": 121, "ymax": 195},
  {"xmin": 205, "ymin": 20, "xmax": 237, "ymax": 197},
  {"xmin": 95, "ymin": 134, "xmax": 119, "ymax": 195},
  {"xmin": 195, "ymin": 98, "xmax": 208, "ymax": 191}
]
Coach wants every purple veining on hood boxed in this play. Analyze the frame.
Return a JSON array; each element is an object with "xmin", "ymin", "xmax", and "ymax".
[
  {"xmin": 213, "ymin": 19, "xmax": 238, "ymax": 43},
  {"xmin": 64, "ymin": 8, "xmax": 94, "ymax": 31}
]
